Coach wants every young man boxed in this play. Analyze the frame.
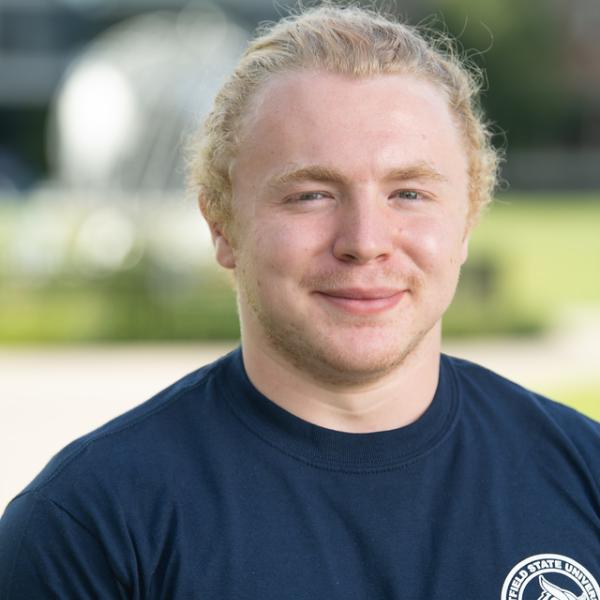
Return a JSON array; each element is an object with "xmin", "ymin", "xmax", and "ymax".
[{"xmin": 1, "ymin": 5, "xmax": 599, "ymax": 599}]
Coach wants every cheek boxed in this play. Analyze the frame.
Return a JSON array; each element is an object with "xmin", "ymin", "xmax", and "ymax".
[
  {"xmin": 256, "ymin": 219, "xmax": 326, "ymax": 270},
  {"xmin": 401, "ymin": 217, "xmax": 466, "ymax": 275},
  {"xmin": 238, "ymin": 222, "xmax": 311, "ymax": 290}
]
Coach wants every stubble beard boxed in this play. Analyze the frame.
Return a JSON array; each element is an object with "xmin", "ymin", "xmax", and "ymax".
[
  {"xmin": 237, "ymin": 268, "xmax": 436, "ymax": 387},
  {"xmin": 259, "ymin": 311, "xmax": 433, "ymax": 387}
]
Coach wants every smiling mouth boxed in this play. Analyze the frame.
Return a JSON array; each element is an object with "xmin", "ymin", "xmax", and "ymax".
[{"xmin": 315, "ymin": 288, "xmax": 407, "ymax": 315}]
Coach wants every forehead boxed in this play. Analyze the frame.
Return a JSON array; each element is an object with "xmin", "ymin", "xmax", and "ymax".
[{"xmin": 232, "ymin": 70, "xmax": 467, "ymax": 189}]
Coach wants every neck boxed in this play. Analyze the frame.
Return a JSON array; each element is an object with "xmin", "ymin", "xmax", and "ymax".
[{"xmin": 241, "ymin": 326, "xmax": 442, "ymax": 434}]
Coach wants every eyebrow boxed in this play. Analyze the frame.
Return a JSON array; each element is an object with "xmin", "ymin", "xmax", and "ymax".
[{"xmin": 266, "ymin": 161, "xmax": 449, "ymax": 189}]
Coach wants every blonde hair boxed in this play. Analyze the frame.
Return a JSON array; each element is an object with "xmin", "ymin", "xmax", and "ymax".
[{"xmin": 189, "ymin": 3, "xmax": 500, "ymax": 229}]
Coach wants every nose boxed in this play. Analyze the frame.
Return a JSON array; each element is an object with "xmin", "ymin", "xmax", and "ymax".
[{"xmin": 332, "ymin": 196, "xmax": 395, "ymax": 264}]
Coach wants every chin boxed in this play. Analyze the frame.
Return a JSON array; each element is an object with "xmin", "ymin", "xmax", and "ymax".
[
  {"xmin": 243, "ymin": 289, "xmax": 441, "ymax": 385},
  {"xmin": 267, "ymin": 324, "xmax": 431, "ymax": 386}
]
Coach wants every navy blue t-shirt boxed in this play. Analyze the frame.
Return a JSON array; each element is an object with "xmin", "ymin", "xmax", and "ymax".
[{"xmin": 1, "ymin": 350, "xmax": 599, "ymax": 599}]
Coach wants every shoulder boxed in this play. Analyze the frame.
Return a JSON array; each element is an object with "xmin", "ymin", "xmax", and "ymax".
[
  {"xmin": 15, "ymin": 349, "xmax": 238, "ymax": 502},
  {"xmin": 444, "ymin": 353, "xmax": 600, "ymax": 475},
  {"xmin": 0, "ymin": 350, "xmax": 242, "ymax": 593},
  {"xmin": 446, "ymin": 353, "xmax": 598, "ymax": 424}
]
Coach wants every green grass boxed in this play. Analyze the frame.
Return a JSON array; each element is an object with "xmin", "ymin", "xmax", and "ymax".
[
  {"xmin": 469, "ymin": 193, "xmax": 600, "ymax": 311},
  {"xmin": 444, "ymin": 193, "xmax": 600, "ymax": 336}
]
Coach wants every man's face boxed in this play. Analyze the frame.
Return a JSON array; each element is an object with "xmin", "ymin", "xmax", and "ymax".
[{"xmin": 213, "ymin": 70, "xmax": 471, "ymax": 385}]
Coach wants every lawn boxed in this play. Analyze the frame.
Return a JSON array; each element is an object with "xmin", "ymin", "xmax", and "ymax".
[
  {"xmin": 469, "ymin": 193, "xmax": 600, "ymax": 312},
  {"xmin": 444, "ymin": 193, "xmax": 600, "ymax": 336}
]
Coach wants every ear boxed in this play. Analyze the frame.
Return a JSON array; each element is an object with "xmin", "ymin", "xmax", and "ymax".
[{"xmin": 199, "ymin": 192, "xmax": 236, "ymax": 270}]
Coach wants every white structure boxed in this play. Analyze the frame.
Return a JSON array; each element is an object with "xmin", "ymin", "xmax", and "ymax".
[{"xmin": 48, "ymin": 5, "xmax": 248, "ymax": 194}]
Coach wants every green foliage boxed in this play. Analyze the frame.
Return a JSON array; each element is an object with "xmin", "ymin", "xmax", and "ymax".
[
  {"xmin": 433, "ymin": 0, "xmax": 573, "ymax": 147},
  {"xmin": 0, "ymin": 273, "xmax": 239, "ymax": 344}
]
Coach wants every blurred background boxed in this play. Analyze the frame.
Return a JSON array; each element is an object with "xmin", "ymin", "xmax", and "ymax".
[{"xmin": 1, "ymin": 0, "xmax": 599, "ymax": 510}]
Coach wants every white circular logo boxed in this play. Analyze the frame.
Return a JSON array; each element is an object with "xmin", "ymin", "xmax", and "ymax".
[{"xmin": 501, "ymin": 554, "xmax": 600, "ymax": 600}]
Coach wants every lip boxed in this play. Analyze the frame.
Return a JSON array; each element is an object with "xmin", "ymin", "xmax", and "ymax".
[{"xmin": 315, "ymin": 288, "xmax": 406, "ymax": 315}]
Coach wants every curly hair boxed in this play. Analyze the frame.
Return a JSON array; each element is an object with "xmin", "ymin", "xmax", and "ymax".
[{"xmin": 188, "ymin": 3, "xmax": 501, "ymax": 230}]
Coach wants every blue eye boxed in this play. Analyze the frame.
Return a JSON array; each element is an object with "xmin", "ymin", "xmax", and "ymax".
[
  {"xmin": 393, "ymin": 190, "xmax": 421, "ymax": 200},
  {"xmin": 289, "ymin": 191, "xmax": 329, "ymax": 202}
]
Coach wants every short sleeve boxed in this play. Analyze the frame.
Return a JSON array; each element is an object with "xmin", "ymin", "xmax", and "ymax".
[{"xmin": 0, "ymin": 491, "xmax": 127, "ymax": 599}]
